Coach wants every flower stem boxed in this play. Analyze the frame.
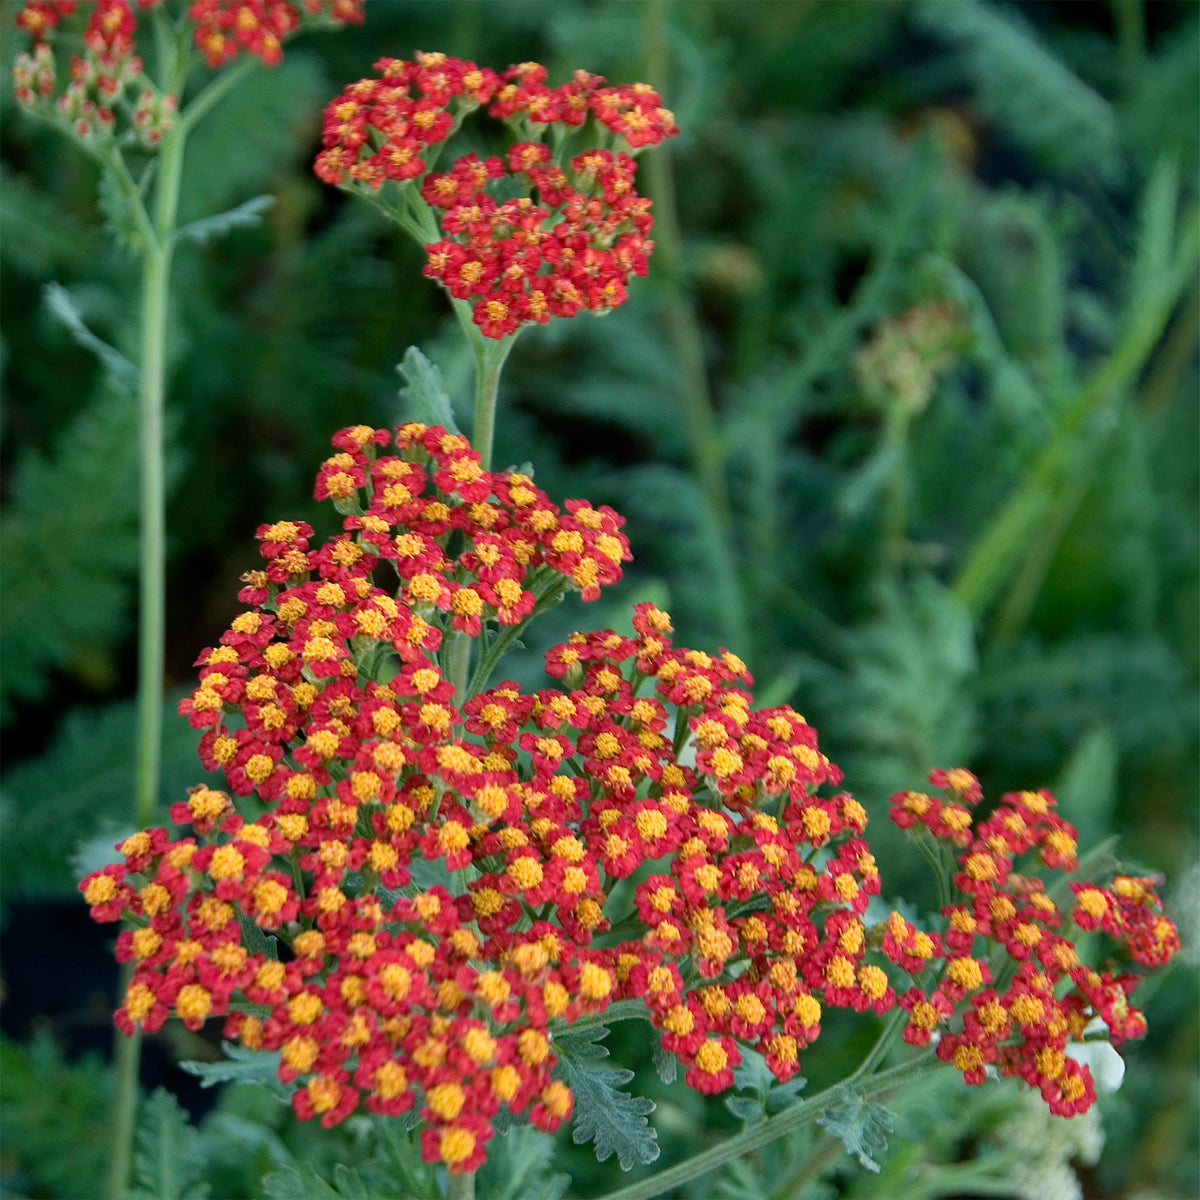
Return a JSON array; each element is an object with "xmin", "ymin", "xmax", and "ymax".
[
  {"xmin": 851, "ymin": 1004, "xmax": 909, "ymax": 1081},
  {"xmin": 446, "ymin": 1169, "xmax": 476, "ymax": 1200},
  {"xmin": 397, "ymin": 190, "xmax": 517, "ymax": 472},
  {"xmin": 589, "ymin": 1050, "xmax": 940, "ymax": 1200},
  {"xmin": 770, "ymin": 1132, "xmax": 842, "ymax": 1200},
  {"xmin": 112, "ymin": 108, "xmax": 189, "ymax": 1200},
  {"xmin": 105, "ymin": 971, "xmax": 142, "ymax": 1200},
  {"xmin": 445, "ymin": 629, "xmax": 472, "ymax": 707},
  {"xmin": 133, "ymin": 235, "xmax": 170, "ymax": 833},
  {"xmin": 175, "ymin": 55, "xmax": 259, "ymax": 135},
  {"xmin": 471, "ymin": 335, "xmax": 516, "ymax": 473},
  {"xmin": 642, "ymin": 0, "xmax": 749, "ymax": 656},
  {"xmin": 880, "ymin": 405, "xmax": 912, "ymax": 574},
  {"xmin": 466, "ymin": 572, "xmax": 569, "ymax": 695}
]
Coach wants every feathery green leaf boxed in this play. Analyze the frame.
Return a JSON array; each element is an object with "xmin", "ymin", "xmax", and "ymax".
[{"xmin": 553, "ymin": 1024, "xmax": 659, "ymax": 1171}]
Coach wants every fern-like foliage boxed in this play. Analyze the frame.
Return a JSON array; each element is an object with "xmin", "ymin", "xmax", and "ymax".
[
  {"xmin": 173, "ymin": 194, "xmax": 276, "ymax": 247},
  {"xmin": 0, "ymin": 162, "xmax": 104, "ymax": 275},
  {"xmin": 261, "ymin": 1162, "xmax": 397, "ymax": 1199},
  {"xmin": 127, "ymin": 1088, "xmax": 211, "ymax": 1200},
  {"xmin": 0, "ymin": 384, "xmax": 140, "ymax": 717},
  {"xmin": 913, "ymin": 0, "xmax": 1121, "ymax": 178},
  {"xmin": 0, "ymin": 1033, "xmax": 113, "ymax": 1200},
  {"xmin": 180, "ymin": 1042, "xmax": 291, "ymax": 1105},
  {"xmin": 552, "ymin": 1023, "xmax": 660, "ymax": 1171},
  {"xmin": 803, "ymin": 576, "xmax": 979, "ymax": 799},
  {"xmin": 475, "ymin": 1127, "xmax": 570, "ymax": 1200},
  {"xmin": 725, "ymin": 1047, "xmax": 807, "ymax": 1128},
  {"xmin": 0, "ymin": 692, "xmax": 213, "ymax": 901}
]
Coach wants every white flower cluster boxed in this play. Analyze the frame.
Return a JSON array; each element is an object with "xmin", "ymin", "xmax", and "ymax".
[{"xmin": 991, "ymin": 1087, "xmax": 1104, "ymax": 1200}]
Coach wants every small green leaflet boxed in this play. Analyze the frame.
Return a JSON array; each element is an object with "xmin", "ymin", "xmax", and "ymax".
[
  {"xmin": 817, "ymin": 1090, "xmax": 895, "ymax": 1172},
  {"xmin": 172, "ymin": 194, "xmax": 275, "ymax": 246},
  {"xmin": 725, "ymin": 1047, "xmax": 806, "ymax": 1126},
  {"xmin": 652, "ymin": 1040, "xmax": 677, "ymax": 1085},
  {"xmin": 126, "ymin": 1088, "xmax": 210, "ymax": 1200},
  {"xmin": 552, "ymin": 1024, "xmax": 659, "ymax": 1171},
  {"xmin": 179, "ymin": 1041, "xmax": 291, "ymax": 1104},
  {"xmin": 43, "ymin": 282, "xmax": 138, "ymax": 385},
  {"xmin": 238, "ymin": 912, "xmax": 280, "ymax": 960},
  {"xmin": 97, "ymin": 163, "xmax": 145, "ymax": 252},
  {"xmin": 396, "ymin": 347, "xmax": 460, "ymax": 432}
]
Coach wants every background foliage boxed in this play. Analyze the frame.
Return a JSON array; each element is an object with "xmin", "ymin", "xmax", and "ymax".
[{"xmin": 2, "ymin": 1, "xmax": 1196, "ymax": 1197}]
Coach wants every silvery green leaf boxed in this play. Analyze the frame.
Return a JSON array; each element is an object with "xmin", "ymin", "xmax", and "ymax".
[
  {"xmin": 173, "ymin": 194, "xmax": 275, "ymax": 246},
  {"xmin": 396, "ymin": 347, "xmax": 460, "ymax": 432},
  {"xmin": 43, "ymin": 282, "xmax": 138, "ymax": 384}
]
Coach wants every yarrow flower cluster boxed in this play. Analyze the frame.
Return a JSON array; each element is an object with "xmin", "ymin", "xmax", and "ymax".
[
  {"xmin": 890, "ymin": 770, "xmax": 1180, "ymax": 1115},
  {"xmin": 77, "ymin": 426, "xmax": 1180, "ymax": 1173},
  {"xmin": 314, "ymin": 53, "xmax": 678, "ymax": 338},
  {"xmin": 12, "ymin": 0, "xmax": 364, "ymax": 144},
  {"xmin": 75, "ymin": 423, "xmax": 867, "ymax": 1169}
]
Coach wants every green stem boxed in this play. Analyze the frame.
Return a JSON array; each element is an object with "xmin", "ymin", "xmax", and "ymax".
[
  {"xmin": 642, "ymin": 0, "xmax": 749, "ymax": 656},
  {"xmin": 397, "ymin": 189, "xmax": 516, "ymax": 469},
  {"xmin": 1138, "ymin": 280, "xmax": 1199, "ymax": 414},
  {"xmin": 445, "ymin": 629, "xmax": 472, "ymax": 707},
  {"xmin": 174, "ymin": 55, "xmax": 259, "ymax": 135},
  {"xmin": 953, "ymin": 204, "xmax": 1200, "ymax": 618},
  {"xmin": 133, "ymin": 235, "xmax": 170, "ymax": 833},
  {"xmin": 915, "ymin": 1162, "xmax": 1030, "ymax": 1197},
  {"xmin": 471, "ymin": 335, "xmax": 516, "ymax": 473},
  {"xmin": 105, "ymin": 970, "xmax": 142, "ymax": 1200},
  {"xmin": 990, "ymin": 468, "xmax": 1089, "ymax": 643},
  {"xmin": 591, "ymin": 1051, "xmax": 940, "ymax": 1200},
  {"xmin": 770, "ymin": 1133, "xmax": 843, "ymax": 1200},
  {"xmin": 112, "ymin": 106, "xmax": 191, "ymax": 1200},
  {"xmin": 851, "ymin": 1004, "xmax": 909, "ymax": 1081},
  {"xmin": 881, "ymin": 406, "xmax": 912, "ymax": 573},
  {"xmin": 101, "ymin": 148, "xmax": 157, "ymax": 248},
  {"xmin": 446, "ymin": 1169, "xmax": 476, "ymax": 1200},
  {"xmin": 1114, "ymin": 0, "xmax": 1145, "ymax": 92},
  {"xmin": 912, "ymin": 834, "xmax": 951, "ymax": 912},
  {"xmin": 466, "ymin": 574, "xmax": 570, "ymax": 695}
]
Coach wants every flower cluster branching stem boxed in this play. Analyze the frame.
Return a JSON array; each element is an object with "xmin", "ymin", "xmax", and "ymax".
[
  {"xmin": 400, "ymin": 194, "xmax": 516, "ymax": 475},
  {"xmin": 591, "ymin": 1049, "xmax": 941, "ymax": 1200}
]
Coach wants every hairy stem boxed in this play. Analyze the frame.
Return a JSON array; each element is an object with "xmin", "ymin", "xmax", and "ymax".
[
  {"xmin": 445, "ymin": 629, "xmax": 472, "ymax": 707},
  {"xmin": 770, "ymin": 1133, "xmax": 843, "ymax": 1200},
  {"xmin": 466, "ymin": 573, "xmax": 570, "ymax": 695}
]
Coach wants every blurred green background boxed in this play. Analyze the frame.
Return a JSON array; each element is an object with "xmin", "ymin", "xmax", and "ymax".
[{"xmin": 2, "ymin": 1, "xmax": 1197, "ymax": 1197}]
